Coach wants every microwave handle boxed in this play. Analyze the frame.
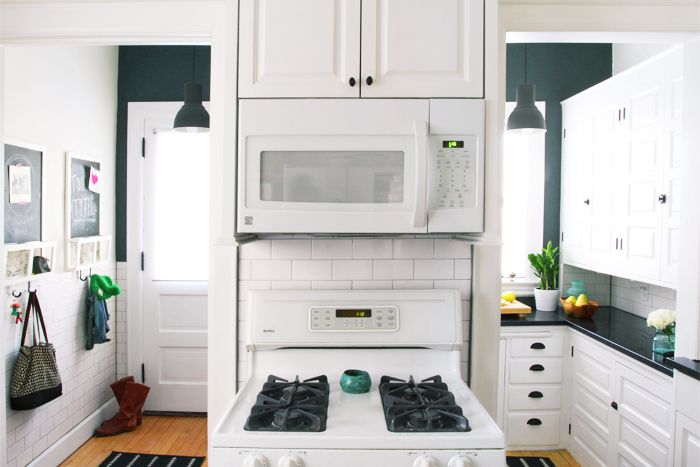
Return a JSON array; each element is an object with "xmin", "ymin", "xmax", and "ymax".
[{"xmin": 413, "ymin": 120, "xmax": 429, "ymax": 228}]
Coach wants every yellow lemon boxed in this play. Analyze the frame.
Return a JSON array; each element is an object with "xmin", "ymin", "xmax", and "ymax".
[
  {"xmin": 501, "ymin": 291, "xmax": 516, "ymax": 302},
  {"xmin": 575, "ymin": 294, "xmax": 589, "ymax": 306}
]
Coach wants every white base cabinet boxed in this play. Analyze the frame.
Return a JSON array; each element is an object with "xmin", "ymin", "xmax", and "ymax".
[{"xmin": 500, "ymin": 325, "xmax": 677, "ymax": 466}]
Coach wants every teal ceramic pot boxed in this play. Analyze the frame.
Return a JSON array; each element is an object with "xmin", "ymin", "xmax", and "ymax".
[
  {"xmin": 340, "ymin": 370, "xmax": 371, "ymax": 394},
  {"xmin": 566, "ymin": 280, "xmax": 588, "ymax": 297}
]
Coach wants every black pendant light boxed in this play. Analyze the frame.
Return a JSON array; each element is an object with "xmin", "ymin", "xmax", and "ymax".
[
  {"xmin": 174, "ymin": 48, "xmax": 209, "ymax": 133},
  {"xmin": 507, "ymin": 45, "xmax": 546, "ymax": 135}
]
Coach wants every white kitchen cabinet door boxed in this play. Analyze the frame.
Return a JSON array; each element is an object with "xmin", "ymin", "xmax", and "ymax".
[
  {"xmin": 674, "ymin": 413, "xmax": 700, "ymax": 467},
  {"xmin": 613, "ymin": 362, "xmax": 674, "ymax": 467},
  {"xmin": 570, "ymin": 338, "xmax": 616, "ymax": 467},
  {"xmin": 360, "ymin": 0, "xmax": 483, "ymax": 98},
  {"xmin": 238, "ymin": 0, "xmax": 361, "ymax": 98},
  {"xmin": 560, "ymin": 100, "xmax": 590, "ymax": 267},
  {"xmin": 617, "ymin": 73, "xmax": 665, "ymax": 282}
]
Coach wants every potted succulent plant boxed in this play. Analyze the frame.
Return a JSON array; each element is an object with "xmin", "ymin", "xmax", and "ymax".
[{"xmin": 527, "ymin": 241, "xmax": 561, "ymax": 311}]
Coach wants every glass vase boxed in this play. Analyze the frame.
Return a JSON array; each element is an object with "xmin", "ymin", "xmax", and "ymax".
[
  {"xmin": 652, "ymin": 329, "xmax": 675, "ymax": 363},
  {"xmin": 566, "ymin": 280, "xmax": 588, "ymax": 297}
]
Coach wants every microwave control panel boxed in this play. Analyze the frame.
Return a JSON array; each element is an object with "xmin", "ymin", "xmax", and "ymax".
[
  {"xmin": 429, "ymin": 135, "xmax": 478, "ymax": 210},
  {"xmin": 309, "ymin": 306, "xmax": 399, "ymax": 332}
]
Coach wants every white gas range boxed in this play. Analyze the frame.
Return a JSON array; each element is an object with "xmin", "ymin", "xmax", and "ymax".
[{"xmin": 211, "ymin": 290, "xmax": 505, "ymax": 467}]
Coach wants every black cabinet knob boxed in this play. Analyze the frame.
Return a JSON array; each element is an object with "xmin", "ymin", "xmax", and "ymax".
[
  {"xmin": 527, "ymin": 418, "xmax": 542, "ymax": 426},
  {"xmin": 530, "ymin": 342, "xmax": 546, "ymax": 350},
  {"xmin": 659, "ymin": 194, "xmax": 667, "ymax": 204},
  {"xmin": 584, "ymin": 199, "xmax": 590, "ymax": 205},
  {"xmin": 349, "ymin": 77, "xmax": 356, "ymax": 87},
  {"xmin": 528, "ymin": 391, "xmax": 544, "ymax": 399},
  {"xmin": 366, "ymin": 76, "xmax": 373, "ymax": 85},
  {"xmin": 611, "ymin": 401, "xmax": 618, "ymax": 410},
  {"xmin": 529, "ymin": 364, "xmax": 545, "ymax": 372}
]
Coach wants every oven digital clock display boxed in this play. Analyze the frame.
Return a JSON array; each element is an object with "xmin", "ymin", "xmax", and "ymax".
[
  {"xmin": 442, "ymin": 140, "xmax": 464, "ymax": 148},
  {"xmin": 336, "ymin": 309, "xmax": 372, "ymax": 318}
]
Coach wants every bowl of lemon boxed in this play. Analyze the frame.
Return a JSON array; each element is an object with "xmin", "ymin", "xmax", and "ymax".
[{"xmin": 560, "ymin": 294, "xmax": 598, "ymax": 318}]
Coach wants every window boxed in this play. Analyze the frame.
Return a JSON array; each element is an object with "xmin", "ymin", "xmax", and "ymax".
[{"xmin": 502, "ymin": 101, "xmax": 545, "ymax": 289}]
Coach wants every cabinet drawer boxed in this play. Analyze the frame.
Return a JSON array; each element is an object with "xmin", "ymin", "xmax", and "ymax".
[
  {"xmin": 510, "ymin": 337, "xmax": 564, "ymax": 358},
  {"xmin": 508, "ymin": 386, "xmax": 562, "ymax": 411},
  {"xmin": 507, "ymin": 412, "xmax": 561, "ymax": 446},
  {"xmin": 509, "ymin": 358, "xmax": 563, "ymax": 384}
]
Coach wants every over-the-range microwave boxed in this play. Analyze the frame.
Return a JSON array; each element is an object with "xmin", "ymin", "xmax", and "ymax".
[{"xmin": 237, "ymin": 99, "xmax": 484, "ymax": 234}]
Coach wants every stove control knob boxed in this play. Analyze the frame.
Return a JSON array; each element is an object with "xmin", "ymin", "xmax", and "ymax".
[
  {"xmin": 448, "ymin": 455, "xmax": 473, "ymax": 467},
  {"xmin": 243, "ymin": 454, "xmax": 268, "ymax": 467},
  {"xmin": 413, "ymin": 455, "xmax": 438, "ymax": 467},
  {"xmin": 277, "ymin": 454, "xmax": 302, "ymax": 467}
]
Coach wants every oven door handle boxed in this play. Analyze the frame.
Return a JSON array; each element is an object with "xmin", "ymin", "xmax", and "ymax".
[{"xmin": 413, "ymin": 120, "xmax": 428, "ymax": 228}]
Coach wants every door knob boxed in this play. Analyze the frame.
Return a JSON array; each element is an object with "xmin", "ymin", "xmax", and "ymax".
[
  {"xmin": 366, "ymin": 76, "xmax": 373, "ymax": 85},
  {"xmin": 349, "ymin": 77, "xmax": 356, "ymax": 87}
]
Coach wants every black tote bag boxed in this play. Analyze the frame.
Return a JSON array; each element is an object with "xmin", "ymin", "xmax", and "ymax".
[{"xmin": 10, "ymin": 291, "xmax": 62, "ymax": 410}]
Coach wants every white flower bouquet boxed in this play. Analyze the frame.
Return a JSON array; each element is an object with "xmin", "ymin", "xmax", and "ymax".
[{"xmin": 647, "ymin": 308, "xmax": 676, "ymax": 334}]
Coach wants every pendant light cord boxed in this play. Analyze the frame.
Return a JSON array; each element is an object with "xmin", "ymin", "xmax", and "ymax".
[
  {"xmin": 192, "ymin": 46, "xmax": 196, "ymax": 83},
  {"xmin": 524, "ymin": 44, "xmax": 527, "ymax": 84}
]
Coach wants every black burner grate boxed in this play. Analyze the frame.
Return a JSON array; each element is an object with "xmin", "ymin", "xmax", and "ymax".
[
  {"xmin": 379, "ymin": 375, "xmax": 471, "ymax": 433},
  {"xmin": 244, "ymin": 375, "xmax": 329, "ymax": 432}
]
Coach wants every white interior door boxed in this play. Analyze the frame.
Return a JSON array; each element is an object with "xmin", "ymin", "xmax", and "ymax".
[{"xmin": 142, "ymin": 115, "xmax": 210, "ymax": 412}]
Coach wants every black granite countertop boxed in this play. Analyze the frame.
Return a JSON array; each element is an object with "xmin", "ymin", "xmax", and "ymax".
[{"xmin": 501, "ymin": 306, "xmax": 675, "ymax": 377}]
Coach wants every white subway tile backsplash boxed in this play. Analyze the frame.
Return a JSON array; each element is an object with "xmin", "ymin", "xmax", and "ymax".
[
  {"xmin": 292, "ymin": 260, "xmax": 333, "ymax": 281},
  {"xmin": 312, "ymin": 281, "xmax": 352, "ymax": 290},
  {"xmin": 313, "ymin": 240, "xmax": 352, "ymax": 259},
  {"xmin": 240, "ymin": 240, "xmax": 271, "ymax": 259},
  {"xmin": 251, "ymin": 260, "xmax": 292, "ymax": 281},
  {"xmin": 434, "ymin": 240, "xmax": 471, "ymax": 259},
  {"xmin": 353, "ymin": 239, "xmax": 393, "ymax": 259},
  {"xmin": 394, "ymin": 239, "xmax": 433, "ymax": 259},
  {"xmin": 271, "ymin": 281, "xmax": 311, "ymax": 291},
  {"xmin": 272, "ymin": 240, "xmax": 312, "ymax": 259},
  {"xmin": 373, "ymin": 260, "xmax": 414, "ymax": 280},
  {"xmin": 414, "ymin": 260, "xmax": 454, "ymax": 280},
  {"xmin": 392, "ymin": 280, "xmax": 434, "ymax": 290},
  {"xmin": 238, "ymin": 260, "xmax": 252, "ymax": 281},
  {"xmin": 455, "ymin": 260, "xmax": 472, "ymax": 280},
  {"xmin": 333, "ymin": 260, "xmax": 373, "ymax": 280},
  {"xmin": 352, "ymin": 281, "xmax": 393, "ymax": 290},
  {"xmin": 238, "ymin": 281, "xmax": 272, "ymax": 300}
]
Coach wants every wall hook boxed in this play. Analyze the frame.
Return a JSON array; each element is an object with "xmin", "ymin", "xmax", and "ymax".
[
  {"xmin": 27, "ymin": 281, "xmax": 36, "ymax": 293},
  {"xmin": 11, "ymin": 286, "xmax": 22, "ymax": 298},
  {"xmin": 79, "ymin": 270, "xmax": 89, "ymax": 281}
]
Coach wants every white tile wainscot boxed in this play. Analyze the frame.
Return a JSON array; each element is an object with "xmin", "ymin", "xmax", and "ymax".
[
  {"xmin": 5, "ymin": 264, "xmax": 118, "ymax": 467},
  {"xmin": 237, "ymin": 238, "xmax": 473, "ymax": 388}
]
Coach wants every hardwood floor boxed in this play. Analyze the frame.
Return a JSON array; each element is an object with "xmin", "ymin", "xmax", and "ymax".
[
  {"xmin": 60, "ymin": 416, "xmax": 580, "ymax": 467},
  {"xmin": 507, "ymin": 450, "xmax": 582, "ymax": 467},
  {"xmin": 59, "ymin": 416, "xmax": 208, "ymax": 467}
]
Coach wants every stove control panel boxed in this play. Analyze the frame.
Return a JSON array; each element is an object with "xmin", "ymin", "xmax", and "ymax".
[{"xmin": 309, "ymin": 306, "xmax": 398, "ymax": 332}]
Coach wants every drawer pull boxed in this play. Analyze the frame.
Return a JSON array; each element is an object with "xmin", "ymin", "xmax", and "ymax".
[
  {"xmin": 527, "ymin": 418, "xmax": 542, "ymax": 426},
  {"xmin": 529, "ymin": 364, "xmax": 545, "ymax": 372},
  {"xmin": 530, "ymin": 342, "xmax": 546, "ymax": 350},
  {"xmin": 528, "ymin": 391, "xmax": 544, "ymax": 398}
]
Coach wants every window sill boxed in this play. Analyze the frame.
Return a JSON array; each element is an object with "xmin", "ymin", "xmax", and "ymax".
[{"xmin": 501, "ymin": 281, "xmax": 538, "ymax": 296}]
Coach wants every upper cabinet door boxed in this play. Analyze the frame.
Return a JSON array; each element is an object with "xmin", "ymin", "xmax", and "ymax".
[
  {"xmin": 238, "ymin": 0, "xmax": 361, "ymax": 98},
  {"xmin": 360, "ymin": 0, "xmax": 483, "ymax": 98}
]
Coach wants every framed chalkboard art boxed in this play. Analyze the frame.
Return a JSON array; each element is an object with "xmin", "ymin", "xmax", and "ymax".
[
  {"xmin": 4, "ymin": 139, "xmax": 45, "ymax": 244},
  {"xmin": 65, "ymin": 152, "xmax": 101, "ymax": 239}
]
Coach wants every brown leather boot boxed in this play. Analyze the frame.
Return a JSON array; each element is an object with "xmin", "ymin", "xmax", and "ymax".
[
  {"xmin": 94, "ymin": 382, "xmax": 150, "ymax": 437},
  {"xmin": 102, "ymin": 376, "xmax": 143, "ymax": 426}
]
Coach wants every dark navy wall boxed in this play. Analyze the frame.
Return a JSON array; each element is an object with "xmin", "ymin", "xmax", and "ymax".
[
  {"xmin": 506, "ymin": 43, "xmax": 612, "ymax": 250},
  {"xmin": 115, "ymin": 46, "xmax": 211, "ymax": 261}
]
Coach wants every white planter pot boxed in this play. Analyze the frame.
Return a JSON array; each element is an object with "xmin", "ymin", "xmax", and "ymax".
[{"xmin": 534, "ymin": 288, "xmax": 560, "ymax": 311}]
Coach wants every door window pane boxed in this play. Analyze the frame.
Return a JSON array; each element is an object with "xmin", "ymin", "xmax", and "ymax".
[
  {"xmin": 259, "ymin": 151, "xmax": 404, "ymax": 203},
  {"xmin": 151, "ymin": 131, "xmax": 209, "ymax": 281}
]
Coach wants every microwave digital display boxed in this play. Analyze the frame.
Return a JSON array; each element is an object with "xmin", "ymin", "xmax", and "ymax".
[
  {"xmin": 442, "ymin": 141, "xmax": 464, "ymax": 148},
  {"xmin": 336, "ymin": 309, "xmax": 372, "ymax": 318}
]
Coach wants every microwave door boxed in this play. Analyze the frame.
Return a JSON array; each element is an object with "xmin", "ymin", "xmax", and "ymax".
[{"xmin": 282, "ymin": 167, "xmax": 348, "ymax": 203}]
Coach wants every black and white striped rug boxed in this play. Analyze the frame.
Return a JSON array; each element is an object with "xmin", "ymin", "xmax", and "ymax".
[
  {"xmin": 506, "ymin": 456, "xmax": 556, "ymax": 467},
  {"xmin": 98, "ymin": 452, "xmax": 205, "ymax": 467}
]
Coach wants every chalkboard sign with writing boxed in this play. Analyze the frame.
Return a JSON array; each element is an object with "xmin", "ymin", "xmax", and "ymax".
[
  {"xmin": 66, "ymin": 153, "xmax": 100, "ymax": 238},
  {"xmin": 4, "ymin": 141, "xmax": 43, "ymax": 244}
]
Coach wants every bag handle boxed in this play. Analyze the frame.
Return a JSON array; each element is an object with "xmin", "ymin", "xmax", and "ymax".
[{"xmin": 20, "ymin": 291, "xmax": 49, "ymax": 347}]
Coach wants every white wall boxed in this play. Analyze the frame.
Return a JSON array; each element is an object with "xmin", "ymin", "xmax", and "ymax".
[
  {"xmin": 613, "ymin": 43, "xmax": 674, "ymax": 75},
  {"xmin": 238, "ymin": 238, "xmax": 473, "ymax": 387},
  {"xmin": 4, "ymin": 46, "xmax": 118, "ymax": 467}
]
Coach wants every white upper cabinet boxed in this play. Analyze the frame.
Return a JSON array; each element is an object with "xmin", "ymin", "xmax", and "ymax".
[
  {"xmin": 560, "ymin": 47, "xmax": 682, "ymax": 288},
  {"xmin": 238, "ymin": 0, "xmax": 361, "ymax": 98},
  {"xmin": 360, "ymin": 0, "xmax": 483, "ymax": 98},
  {"xmin": 238, "ymin": 0, "xmax": 484, "ymax": 98}
]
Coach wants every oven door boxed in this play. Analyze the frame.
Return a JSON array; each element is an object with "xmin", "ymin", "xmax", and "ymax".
[{"xmin": 237, "ymin": 99, "xmax": 429, "ymax": 233}]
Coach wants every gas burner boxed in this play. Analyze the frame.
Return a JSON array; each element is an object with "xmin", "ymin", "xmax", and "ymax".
[
  {"xmin": 244, "ymin": 375, "xmax": 330, "ymax": 432},
  {"xmin": 379, "ymin": 375, "xmax": 471, "ymax": 433}
]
